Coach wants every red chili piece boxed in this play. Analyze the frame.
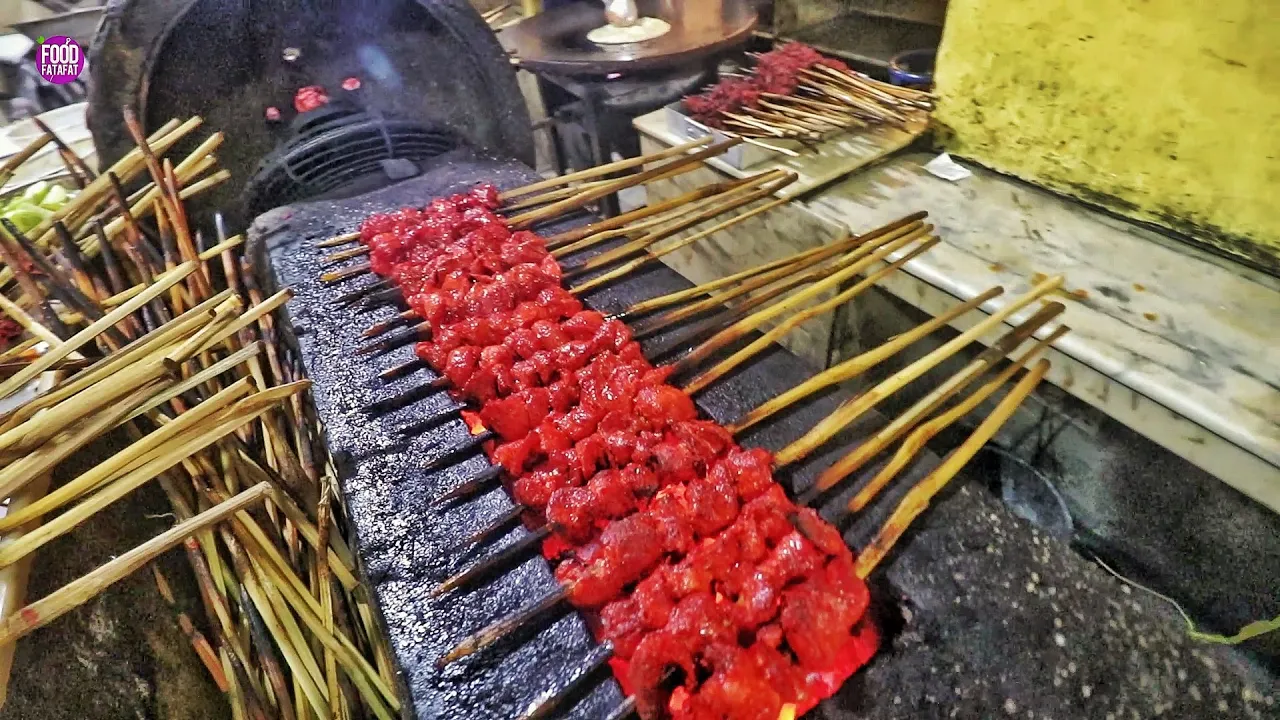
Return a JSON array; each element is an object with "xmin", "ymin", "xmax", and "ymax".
[{"xmin": 0, "ymin": 318, "xmax": 21, "ymax": 352}]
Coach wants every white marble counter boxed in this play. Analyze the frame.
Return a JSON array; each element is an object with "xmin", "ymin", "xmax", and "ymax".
[{"xmin": 635, "ymin": 111, "xmax": 1280, "ymax": 513}]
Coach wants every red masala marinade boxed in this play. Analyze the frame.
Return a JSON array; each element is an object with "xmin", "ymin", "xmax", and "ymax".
[{"xmin": 354, "ymin": 184, "xmax": 879, "ymax": 719}]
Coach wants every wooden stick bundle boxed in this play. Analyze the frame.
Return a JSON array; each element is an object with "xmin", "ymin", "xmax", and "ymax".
[{"xmin": 0, "ymin": 111, "xmax": 398, "ymax": 720}]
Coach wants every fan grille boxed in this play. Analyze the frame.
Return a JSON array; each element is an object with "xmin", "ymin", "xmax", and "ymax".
[{"xmin": 244, "ymin": 104, "xmax": 458, "ymax": 216}]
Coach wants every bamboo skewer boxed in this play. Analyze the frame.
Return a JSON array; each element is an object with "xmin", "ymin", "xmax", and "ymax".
[
  {"xmin": 507, "ymin": 138, "xmax": 743, "ymax": 229},
  {"xmin": 438, "ymin": 583, "xmax": 570, "ymax": 666},
  {"xmin": 560, "ymin": 171, "xmax": 793, "ymax": 278},
  {"xmin": 0, "ymin": 482, "xmax": 274, "ymax": 646},
  {"xmin": 0, "ymin": 383, "xmax": 307, "ymax": 569},
  {"xmin": 666, "ymin": 219, "xmax": 930, "ymax": 377},
  {"xmin": 0, "ymin": 297, "xmax": 69, "ymax": 363},
  {"xmin": 0, "ymin": 356, "xmax": 174, "ymax": 459},
  {"xmin": 0, "ymin": 133, "xmax": 54, "ymax": 186},
  {"xmin": 726, "ymin": 287, "xmax": 1004, "ymax": 434},
  {"xmin": 0, "ymin": 231, "xmax": 67, "ymax": 339},
  {"xmin": 519, "ymin": 641, "xmax": 616, "ymax": 720},
  {"xmin": 846, "ymin": 328, "xmax": 1067, "ymax": 513},
  {"xmin": 623, "ymin": 251, "xmax": 836, "ymax": 335},
  {"xmin": 0, "ymin": 110, "xmax": 394, "ymax": 720},
  {"xmin": 636, "ymin": 268, "xmax": 825, "ymax": 353},
  {"xmin": 773, "ymin": 277, "xmax": 1064, "ymax": 468},
  {"xmin": 3, "ymin": 288, "xmax": 235, "ymax": 428},
  {"xmin": 853, "ymin": 361, "xmax": 1049, "ymax": 578},
  {"xmin": 782, "ymin": 305, "xmax": 1061, "ymax": 507},
  {"xmin": 500, "ymin": 178, "xmax": 615, "ymax": 214},
  {"xmin": 500, "ymin": 136, "xmax": 712, "ymax": 201},
  {"xmin": 0, "ymin": 379, "xmax": 258, "ymax": 528},
  {"xmin": 682, "ymin": 234, "xmax": 938, "ymax": 393},
  {"xmin": 615, "ymin": 227, "xmax": 888, "ymax": 319},
  {"xmin": 569, "ymin": 190, "xmax": 796, "ymax": 296},
  {"xmin": 545, "ymin": 173, "xmax": 760, "ymax": 253},
  {"xmin": 627, "ymin": 224, "xmax": 909, "ymax": 338},
  {"xmin": 0, "ymin": 262, "xmax": 197, "ymax": 401},
  {"xmin": 317, "ymin": 231, "xmax": 361, "ymax": 249}
]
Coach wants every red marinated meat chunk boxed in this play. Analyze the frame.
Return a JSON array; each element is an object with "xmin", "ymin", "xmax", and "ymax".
[
  {"xmin": 629, "ymin": 594, "xmax": 737, "ymax": 718},
  {"xmin": 780, "ymin": 559, "xmax": 871, "ymax": 668},
  {"xmin": 682, "ymin": 643, "xmax": 783, "ymax": 720},
  {"xmin": 560, "ymin": 513, "xmax": 666, "ymax": 608},
  {"xmin": 635, "ymin": 385, "xmax": 697, "ymax": 428},
  {"xmin": 358, "ymin": 175, "xmax": 885, "ymax": 719}
]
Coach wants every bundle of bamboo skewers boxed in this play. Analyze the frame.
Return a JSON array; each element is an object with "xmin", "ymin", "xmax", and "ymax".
[
  {"xmin": 0, "ymin": 112, "xmax": 399, "ymax": 719},
  {"xmin": 682, "ymin": 44, "xmax": 933, "ymax": 146}
]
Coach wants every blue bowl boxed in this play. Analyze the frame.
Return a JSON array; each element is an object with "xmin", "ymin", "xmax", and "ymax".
[{"xmin": 889, "ymin": 48, "xmax": 936, "ymax": 88}]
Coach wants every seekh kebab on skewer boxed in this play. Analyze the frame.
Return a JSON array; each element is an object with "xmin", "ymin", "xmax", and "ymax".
[
  {"xmin": 323, "ymin": 186, "xmax": 888, "ymax": 717},
  {"xmin": 313, "ymin": 175, "xmax": 1065, "ymax": 720}
]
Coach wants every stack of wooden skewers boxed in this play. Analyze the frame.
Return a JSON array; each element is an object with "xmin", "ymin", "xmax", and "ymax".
[
  {"xmin": 682, "ymin": 43, "xmax": 933, "ymax": 146},
  {"xmin": 0, "ymin": 112, "xmax": 399, "ymax": 719}
]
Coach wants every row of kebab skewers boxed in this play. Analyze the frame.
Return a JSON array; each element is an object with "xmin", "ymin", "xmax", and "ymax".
[
  {"xmin": 315, "ymin": 136, "xmax": 1067, "ymax": 719},
  {"xmin": 0, "ymin": 113, "xmax": 398, "ymax": 718},
  {"xmin": 681, "ymin": 43, "xmax": 933, "ymax": 144}
]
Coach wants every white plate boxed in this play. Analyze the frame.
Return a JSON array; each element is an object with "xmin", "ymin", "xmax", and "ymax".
[
  {"xmin": 1, "ymin": 103, "xmax": 90, "ymax": 148},
  {"xmin": 0, "ymin": 137, "xmax": 95, "ymax": 197}
]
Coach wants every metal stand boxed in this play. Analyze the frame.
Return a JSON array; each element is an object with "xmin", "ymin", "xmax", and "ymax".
[{"xmin": 531, "ymin": 64, "xmax": 713, "ymax": 217}]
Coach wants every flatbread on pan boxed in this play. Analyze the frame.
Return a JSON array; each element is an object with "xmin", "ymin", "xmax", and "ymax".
[{"xmin": 587, "ymin": 17, "xmax": 672, "ymax": 45}]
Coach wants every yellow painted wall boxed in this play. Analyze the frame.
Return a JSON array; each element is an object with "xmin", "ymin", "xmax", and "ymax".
[{"xmin": 933, "ymin": 0, "xmax": 1280, "ymax": 273}]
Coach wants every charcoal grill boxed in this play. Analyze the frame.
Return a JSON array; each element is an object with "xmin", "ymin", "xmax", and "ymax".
[
  {"xmin": 82, "ymin": 2, "xmax": 1279, "ymax": 718},
  {"xmin": 88, "ymin": 0, "xmax": 532, "ymax": 225}
]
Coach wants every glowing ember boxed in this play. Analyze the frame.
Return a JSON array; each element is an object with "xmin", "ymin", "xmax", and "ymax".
[
  {"xmin": 294, "ymin": 85, "xmax": 329, "ymax": 113},
  {"xmin": 264, "ymin": 106, "xmax": 281, "ymax": 121},
  {"xmin": 460, "ymin": 409, "xmax": 488, "ymax": 436},
  {"xmin": 342, "ymin": 76, "xmax": 361, "ymax": 91}
]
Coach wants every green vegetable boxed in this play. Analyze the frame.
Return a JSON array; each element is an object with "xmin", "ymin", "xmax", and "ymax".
[
  {"xmin": 38, "ymin": 185, "xmax": 69, "ymax": 211},
  {"xmin": 20, "ymin": 181, "xmax": 50, "ymax": 205},
  {"xmin": 1, "ymin": 204, "xmax": 53, "ymax": 234},
  {"xmin": 0, "ymin": 181, "xmax": 77, "ymax": 233}
]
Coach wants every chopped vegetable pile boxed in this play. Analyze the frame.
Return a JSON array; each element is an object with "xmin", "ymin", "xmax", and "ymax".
[{"xmin": 1, "ymin": 181, "xmax": 76, "ymax": 235}]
